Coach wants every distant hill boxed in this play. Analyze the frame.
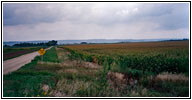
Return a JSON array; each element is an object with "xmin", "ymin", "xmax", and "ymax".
[{"xmin": 3, "ymin": 38, "xmax": 189, "ymax": 46}]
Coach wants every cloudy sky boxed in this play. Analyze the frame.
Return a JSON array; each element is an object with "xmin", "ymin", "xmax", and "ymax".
[{"xmin": 3, "ymin": 2, "xmax": 189, "ymax": 41}]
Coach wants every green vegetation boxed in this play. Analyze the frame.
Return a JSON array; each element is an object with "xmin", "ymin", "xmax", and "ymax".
[
  {"xmin": 63, "ymin": 41, "xmax": 189, "ymax": 75},
  {"xmin": 3, "ymin": 56, "xmax": 56, "ymax": 97},
  {"xmin": 3, "ymin": 47, "xmax": 58, "ymax": 97},
  {"xmin": 60, "ymin": 41, "xmax": 189, "ymax": 97},
  {"xmin": 43, "ymin": 47, "xmax": 59, "ymax": 63},
  {"xmin": 4, "ymin": 47, "xmax": 103, "ymax": 97},
  {"xmin": 3, "ymin": 41, "xmax": 189, "ymax": 97}
]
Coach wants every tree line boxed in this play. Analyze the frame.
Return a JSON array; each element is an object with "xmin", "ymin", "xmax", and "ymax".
[{"xmin": 4, "ymin": 40, "xmax": 57, "ymax": 47}]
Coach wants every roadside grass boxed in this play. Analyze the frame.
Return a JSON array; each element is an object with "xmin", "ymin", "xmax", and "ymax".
[
  {"xmin": 3, "ymin": 47, "xmax": 58, "ymax": 97},
  {"xmin": 3, "ymin": 46, "xmax": 102, "ymax": 97},
  {"xmin": 3, "ymin": 71, "xmax": 56, "ymax": 97},
  {"xmin": 43, "ymin": 47, "xmax": 59, "ymax": 63}
]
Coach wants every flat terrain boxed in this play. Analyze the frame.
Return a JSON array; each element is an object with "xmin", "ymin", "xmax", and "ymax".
[
  {"xmin": 64, "ymin": 41, "xmax": 188, "ymax": 57},
  {"xmin": 3, "ymin": 47, "xmax": 52, "ymax": 75},
  {"xmin": 64, "ymin": 40, "xmax": 189, "ymax": 75},
  {"xmin": 3, "ymin": 47, "xmax": 41, "ymax": 61},
  {"xmin": 3, "ymin": 41, "xmax": 189, "ymax": 97}
]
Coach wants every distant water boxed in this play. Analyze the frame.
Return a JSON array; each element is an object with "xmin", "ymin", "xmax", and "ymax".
[{"xmin": 3, "ymin": 39, "xmax": 186, "ymax": 46}]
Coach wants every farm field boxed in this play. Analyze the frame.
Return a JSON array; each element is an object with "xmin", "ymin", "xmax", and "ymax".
[
  {"xmin": 63, "ymin": 40, "xmax": 189, "ymax": 75},
  {"xmin": 3, "ymin": 41, "xmax": 189, "ymax": 97},
  {"xmin": 3, "ymin": 47, "xmax": 46, "ymax": 61}
]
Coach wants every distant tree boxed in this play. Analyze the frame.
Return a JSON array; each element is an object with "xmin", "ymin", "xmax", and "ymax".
[
  {"xmin": 183, "ymin": 38, "xmax": 188, "ymax": 40},
  {"xmin": 46, "ymin": 40, "xmax": 57, "ymax": 46},
  {"xmin": 12, "ymin": 40, "xmax": 57, "ymax": 47},
  {"xmin": 80, "ymin": 42, "xmax": 87, "ymax": 44},
  {"xmin": 3, "ymin": 44, "xmax": 10, "ymax": 47}
]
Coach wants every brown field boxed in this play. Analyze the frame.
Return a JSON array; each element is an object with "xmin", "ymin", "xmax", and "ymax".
[
  {"xmin": 3, "ymin": 47, "xmax": 41, "ymax": 61},
  {"xmin": 64, "ymin": 40, "xmax": 189, "ymax": 57}
]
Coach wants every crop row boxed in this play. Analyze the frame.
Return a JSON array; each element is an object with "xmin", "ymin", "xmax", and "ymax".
[{"xmin": 62, "ymin": 47, "xmax": 189, "ymax": 76}]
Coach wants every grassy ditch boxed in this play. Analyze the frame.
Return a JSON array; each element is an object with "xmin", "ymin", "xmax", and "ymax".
[{"xmin": 3, "ymin": 47, "xmax": 57, "ymax": 97}]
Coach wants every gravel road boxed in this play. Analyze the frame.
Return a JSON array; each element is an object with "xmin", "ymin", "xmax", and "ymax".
[{"xmin": 3, "ymin": 46, "xmax": 52, "ymax": 75}]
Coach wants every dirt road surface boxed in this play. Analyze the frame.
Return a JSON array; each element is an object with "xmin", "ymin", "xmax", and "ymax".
[{"xmin": 3, "ymin": 46, "xmax": 53, "ymax": 75}]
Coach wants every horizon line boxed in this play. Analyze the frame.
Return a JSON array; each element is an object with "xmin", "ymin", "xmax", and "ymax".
[{"xmin": 3, "ymin": 38, "xmax": 189, "ymax": 42}]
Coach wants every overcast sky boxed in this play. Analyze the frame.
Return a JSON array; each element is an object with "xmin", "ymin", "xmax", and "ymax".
[{"xmin": 3, "ymin": 2, "xmax": 189, "ymax": 41}]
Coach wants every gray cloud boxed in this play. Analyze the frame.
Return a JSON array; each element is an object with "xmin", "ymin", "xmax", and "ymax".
[
  {"xmin": 3, "ymin": 3, "xmax": 189, "ymax": 41},
  {"xmin": 3, "ymin": 3, "xmax": 62, "ymax": 26}
]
